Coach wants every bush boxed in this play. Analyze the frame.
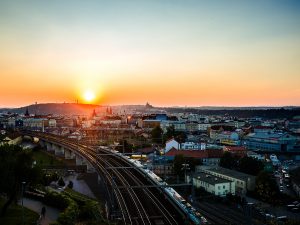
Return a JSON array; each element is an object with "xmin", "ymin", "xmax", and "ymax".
[
  {"xmin": 67, "ymin": 181, "xmax": 73, "ymax": 189},
  {"xmin": 44, "ymin": 190, "xmax": 79, "ymax": 225},
  {"xmin": 57, "ymin": 200, "xmax": 79, "ymax": 225},
  {"xmin": 58, "ymin": 177, "xmax": 65, "ymax": 187},
  {"xmin": 43, "ymin": 191, "xmax": 69, "ymax": 210}
]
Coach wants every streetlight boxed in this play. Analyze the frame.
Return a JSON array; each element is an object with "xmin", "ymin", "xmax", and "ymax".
[{"xmin": 21, "ymin": 181, "xmax": 26, "ymax": 225}]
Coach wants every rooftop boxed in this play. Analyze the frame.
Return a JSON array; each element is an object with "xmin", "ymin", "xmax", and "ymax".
[
  {"xmin": 245, "ymin": 132, "xmax": 293, "ymax": 140},
  {"xmin": 166, "ymin": 149, "xmax": 223, "ymax": 159},
  {"xmin": 193, "ymin": 172, "xmax": 232, "ymax": 185},
  {"xmin": 199, "ymin": 166, "xmax": 255, "ymax": 181},
  {"xmin": 224, "ymin": 146, "xmax": 246, "ymax": 151}
]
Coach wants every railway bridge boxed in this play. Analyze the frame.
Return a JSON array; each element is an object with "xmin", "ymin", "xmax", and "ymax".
[{"xmin": 22, "ymin": 131, "xmax": 202, "ymax": 225}]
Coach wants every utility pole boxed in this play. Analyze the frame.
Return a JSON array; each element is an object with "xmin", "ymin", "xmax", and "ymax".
[
  {"xmin": 21, "ymin": 181, "xmax": 26, "ymax": 225},
  {"xmin": 162, "ymin": 133, "xmax": 167, "ymax": 181},
  {"xmin": 123, "ymin": 139, "xmax": 125, "ymax": 154}
]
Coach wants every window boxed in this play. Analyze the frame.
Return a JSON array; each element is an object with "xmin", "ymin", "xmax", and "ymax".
[
  {"xmin": 218, "ymin": 186, "xmax": 221, "ymax": 190},
  {"xmin": 223, "ymin": 185, "xmax": 225, "ymax": 189}
]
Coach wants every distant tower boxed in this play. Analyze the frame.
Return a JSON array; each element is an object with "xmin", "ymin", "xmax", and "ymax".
[
  {"xmin": 25, "ymin": 108, "xmax": 29, "ymax": 117},
  {"xmin": 145, "ymin": 102, "xmax": 153, "ymax": 108},
  {"xmin": 92, "ymin": 109, "xmax": 97, "ymax": 117},
  {"xmin": 109, "ymin": 107, "xmax": 113, "ymax": 115}
]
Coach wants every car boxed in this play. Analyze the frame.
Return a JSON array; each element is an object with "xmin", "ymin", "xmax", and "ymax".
[
  {"xmin": 287, "ymin": 204, "xmax": 295, "ymax": 210},
  {"xmin": 291, "ymin": 208, "xmax": 299, "ymax": 213},
  {"xmin": 265, "ymin": 213, "xmax": 275, "ymax": 219},
  {"xmin": 277, "ymin": 216, "xmax": 287, "ymax": 222}
]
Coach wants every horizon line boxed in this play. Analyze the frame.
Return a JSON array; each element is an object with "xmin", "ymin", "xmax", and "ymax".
[{"xmin": 1, "ymin": 102, "xmax": 300, "ymax": 109}]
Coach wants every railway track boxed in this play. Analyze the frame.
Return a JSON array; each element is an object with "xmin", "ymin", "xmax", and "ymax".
[
  {"xmin": 23, "ymin": 131, "xmax": 188, "ymax": 225},
  {"xmin": 194, "ymin": 201, "xmax": 246, "ymax": 225},
  {"xmin": 107, "ymin": 157, "xmax": 179, "ymax": 225}
]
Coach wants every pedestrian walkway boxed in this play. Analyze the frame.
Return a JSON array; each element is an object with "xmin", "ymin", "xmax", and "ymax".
[
  {"xmin": 19, "ymin": 198, "xmax": 60, "ymax": 225},
  {"xmin": 64, "ymin": 173, "xmax": 96, "ymax": 199}
]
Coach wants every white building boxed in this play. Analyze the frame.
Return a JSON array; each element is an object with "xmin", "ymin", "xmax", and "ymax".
[
  {"xmin": 196, "ymin": 166, "xmax": 256, "ymax": 195},
  {"xmin": 198, "ymin": 123, "xmax": 211, "ymax": 132},
  {"xmin": 180, "ymin": 142, "xmax": 206, "ymax": 150},
  {"xmin": 187, "ymin": 172, "xmax": 235, "ymax": 197},
  {"xmin": 48, "ymin": 119, "xmax": 57, "ymax": 128}
]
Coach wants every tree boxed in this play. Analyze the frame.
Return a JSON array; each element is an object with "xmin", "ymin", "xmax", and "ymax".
[
  {"xmin": 151, "ymin": 126, "xmax": 163, "ymax": 143},
  {"xmin": 219, "ymin": 152, "xmax": 238, "ymax": 169},
  {"xmin": 58, "ymin": 177, "xmax": 65, "ymax": 187},
  {"xmin": 255, "ymin": 171, "xmax": 279, "ymax": 204},
  {"xmin": 0, "ymin": 144, "xmax": 41, "ymax": 216},
  {"xmin": 115, "ymin": 139, "xmax": 133, "ymax": 153},
  {"xmin": 163, "ymin": 125, "xmax": 187, "ymax": 143},
  {"xmin": 173, "ymin": 155, "xmax": 202, "ymax": 177},
  {"xmin": 173, "ymin": 154, "xmax": 185, "ymax": 176},
  {"xmin": 237, "ymin": 156, "xmax": 264, "ymax": 176}
]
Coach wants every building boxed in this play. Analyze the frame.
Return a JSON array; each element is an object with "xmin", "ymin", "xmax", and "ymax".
[
  {"xmin": 247, "ymin": 151, "xmax": 265, "ymax": 161},
  {"xmin": 23, "ymin": 118, "xmax": 49, "ymax": 131},
  {"xmin": 243, "ymin": 132, "xmax": 299, "ymax": 152},
  {"xmin": 151, "ymin": 163, "xmax": 173, "ymax": 176},
  {"xmin": 223, "ymin": 146, "xmax": 247, "ymax": 158},
  {"xmin": 196, "ymin": 166, "xmax": 256, "ymax": 195},
  {"xmin": 185, "ymin": 121, "xmax": 199, "ymax": 132},
  {"xmin": 165, "ymin": 149, "xmax": 223, "ymax": 166},
  {"xmin": 56, "ymin": 117, "xmax": 75, "ymax": 127},
  {"xmin": 180, "ymin": 142, "xmax": 206, "ymax": 150},
  {"xmin": 141, "ymin": 119, "xmax": 161, "ymax": 129},
  {"xmin": 48, "ymin": 119, "xmax": 57, "ymax": 128},
  {"xmin": 198, "ymin": 123, "xmax": 211, "ymax": 132},
  {"xmin": 254, "ymin": 126, "xmax": 274, "ymax": 133},
  {"xmin": 165, "ymin": 139, "xmax": 180, "ymax": 152},
  {"xmin": 187, "ymin": 172, "xmax": 235, "ymax": 197},
  {"xmin": 160, "ymin": 120, "xmax": 186, "ymax": 132}
]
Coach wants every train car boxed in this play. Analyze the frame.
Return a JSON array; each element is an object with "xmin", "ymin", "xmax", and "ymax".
[
  {"xmin": 146, "ymin": 170, "xmax": 163, "ymax": 184},
  {"xmin": 131, "ymin": 154, "xmax": 147, "ymax": 160}
]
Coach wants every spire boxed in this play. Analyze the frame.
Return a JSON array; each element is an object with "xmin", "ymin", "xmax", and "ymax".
[
  {"xmin": 25, "ymin": 108, "xmax": 29, "ymax": 116},
  {"xmin": 92, "ymin": 109, "xmax": 97, "ymax": 117}
]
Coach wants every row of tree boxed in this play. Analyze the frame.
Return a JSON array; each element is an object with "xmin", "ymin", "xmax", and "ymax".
[
  {"xmin": 0, "ymin": 144, "xmax": 41, "ymax": 216},
  {"xmin": 151, "ymin": 125, "xmax": 186, "ymax": 144},
  {"xmin": 219, "ymin": 152, "xmax": 264, "ymax": 176}
]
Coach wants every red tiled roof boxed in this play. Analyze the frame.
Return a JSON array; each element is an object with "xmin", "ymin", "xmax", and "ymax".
[
  {"xmin": 165, "ymin": 149, "xmax": 223, "ymax": 159},
  {"xmin": 224, "ymin": 146, "xmax": 246, "ymax": 151}
]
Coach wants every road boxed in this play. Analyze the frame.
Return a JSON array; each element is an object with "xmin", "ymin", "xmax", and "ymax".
[{"xmin": 19, "ymin": 198, "xmax": 60, "ymax": 225}]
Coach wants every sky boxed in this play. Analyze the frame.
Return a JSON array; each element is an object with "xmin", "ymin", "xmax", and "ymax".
[{"xmin": 0, "ymin": 0, "xmax": 300, "ymax": 107}]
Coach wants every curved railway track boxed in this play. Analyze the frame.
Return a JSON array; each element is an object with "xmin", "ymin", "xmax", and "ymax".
[{"xmin": 23, "ymin": 131, "xmax": 189, "ymax": 225}]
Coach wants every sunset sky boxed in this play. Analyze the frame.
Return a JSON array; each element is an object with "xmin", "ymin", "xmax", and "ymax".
[{"xmin": 0, "ymin": 0, "xmax": 299, "ymax": 107}]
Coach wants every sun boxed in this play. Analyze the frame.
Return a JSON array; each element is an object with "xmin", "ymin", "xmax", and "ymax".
[{"xmin": 83, "ymin": 90, "xmax": 95, "ymax": 102}]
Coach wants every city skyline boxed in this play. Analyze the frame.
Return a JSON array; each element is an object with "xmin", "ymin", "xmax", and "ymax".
[{"xmin": 1, "ymin": 0, "xmax": 300, "ymax": 108}]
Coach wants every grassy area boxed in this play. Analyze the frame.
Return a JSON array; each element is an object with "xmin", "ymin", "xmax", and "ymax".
[
  {"xmin": 0, "ymin": 197, "xmax": 39, "ymax": 225},
  {"xmin": 32, "ymin": 149, "xmax": 65, "ymax": 167}
]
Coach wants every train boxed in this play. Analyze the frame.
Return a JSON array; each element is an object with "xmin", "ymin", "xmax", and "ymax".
[{"xmin": 111, "ymin": 149, "xmax": 207, "ymax": 225}]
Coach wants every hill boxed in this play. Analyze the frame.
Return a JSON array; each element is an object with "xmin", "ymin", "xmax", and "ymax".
[{"xmin": 0, "ymin": 103, "xmax": 104, "ymax": 115}]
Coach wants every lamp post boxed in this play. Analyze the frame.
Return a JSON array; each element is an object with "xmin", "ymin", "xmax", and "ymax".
[{"xmin": 21, "ymin": 181, "xmax": 26, "ymax": 225}]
